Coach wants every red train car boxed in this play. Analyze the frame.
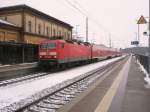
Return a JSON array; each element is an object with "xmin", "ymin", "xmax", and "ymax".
[
  {"xmin": 39, "ymin": 39, "xmax": 121, "ymax": 67},
  {"xmin": 91, "ymin": 44, "xmax": 118, "ymax": 61},
  {"xmin": 39, "ymin": 39, "xmax": 91, "ymax": 66}
]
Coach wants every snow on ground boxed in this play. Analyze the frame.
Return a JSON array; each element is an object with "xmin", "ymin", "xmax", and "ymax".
[
  {"xmin": 0, "ymin": 57, "xmax": 123, "ymax": 109},
  {"xmin": 136, "ymin": 59, "xmax": 150, "ymax": 87},
  {"xmin": 18, "ymin": 62, "xmax": 37, "ymax": 65},
  {"xmin": 0, "ymin": 65, "xmax": 11, "ymax": 68},
  {"xmin": 0, "ymin": 62, "xmax": 37, "ymax": 68}
]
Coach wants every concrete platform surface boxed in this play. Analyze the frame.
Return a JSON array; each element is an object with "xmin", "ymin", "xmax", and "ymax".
[
  {"xmin": 58, "ymin": 56, "xmax": 150, "ymax": 112},
  {"xmin": 0, "ymin": 62, "xmax": 38, "ymax": 81},
  {"xmin": 121, "ymin": 57, "xmax": 150, "ymax": 112}
]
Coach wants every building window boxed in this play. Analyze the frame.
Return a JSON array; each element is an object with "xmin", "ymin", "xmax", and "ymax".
[
  {"xmin": 64, "ymin": 32, "xmax": 66, "ymax": 39},
  {"xmin": 49, "ymin": 27, "xmax": 51, "ymax": 37},
  {"xmin": 58, "ymin": 31, "xmax": 61, "ymax": 36},
  {"xmin": 53, "ymin": 29, "xmax": 56, "ymax": 36},
  {"xmin": 46, "ymin": 27, "xmax": 49, "ymax": 36},
  {"xmin": 5, "ymin": 17, "xmax": 7, "ymax": 21},
  {"xmin": 28, "ymin": 21, "xmax": 32, "ymax": 33},
  {"xmin": 38, "ymin": 24, "xmax": 41, "ymax": 34},
  {"xmin": 67, "ymin": 33, "xmax": 70, "ymax": 39},
  {"xmin": 50, "ymin": 28, "xmax": 52, "ymax": 37}
]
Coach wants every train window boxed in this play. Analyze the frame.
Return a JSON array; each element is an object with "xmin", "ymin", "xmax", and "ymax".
[
  {"xmin": 40, "ymin": 44, "xmax": 47, "ymax": 49},
  {"xmin": 40, "ymin": 42, "xmax": 56, "ymax": 49},
  {"xmin": 47, "ymin": 42, "xmax": 56, "ymax": 49}
]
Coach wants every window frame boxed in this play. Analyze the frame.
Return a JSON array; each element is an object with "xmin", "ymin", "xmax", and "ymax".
[{"xmin": 28, "ymin": 21, "xmax": 32, "ymax": 33}]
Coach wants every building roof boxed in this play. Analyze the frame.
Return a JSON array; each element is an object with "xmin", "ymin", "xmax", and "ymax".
[
  {"xmin": 0, "ymin": 19, "xmax": 21, "ymax": 31},
  {"xmin": 0, "ymin": 4, "xmax": 73, "ymax": 29},
  {"xmin": 0, "ymin": 19, "xmax": 17, "ymax": 26}
]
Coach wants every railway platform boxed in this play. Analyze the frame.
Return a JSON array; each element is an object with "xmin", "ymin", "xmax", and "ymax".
[
  {"xmin": 58, "ymin": 56, "xmax": 150, "ymax": 112},
  {"xmin": 0, "ymin": 62, "xmax": 37, "ymax": 71},
  {"xmin": 0, "ymin": 62, "xmax": 38, "ymax": 81}
]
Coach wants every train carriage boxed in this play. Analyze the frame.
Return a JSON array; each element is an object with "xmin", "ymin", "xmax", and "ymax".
[{"xmin": 91, "ymin": 44, "xmax": 120, "ymax": 60}]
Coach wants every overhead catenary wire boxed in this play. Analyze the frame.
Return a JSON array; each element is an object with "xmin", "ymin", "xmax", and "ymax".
[
  {"xmin": 61, "ymin": 0, "xmax": 120, "ymax": 46},
  {"xmin": 65, "ymin": 0, "xmax": 87, "ymax": 16},
  {"xmin": 64, "ymin": 0, "xmax": 114, "ymax": 35},
  {"xmin": 71, "ymin": 0, "xmax": 121, "ymax": 46}
]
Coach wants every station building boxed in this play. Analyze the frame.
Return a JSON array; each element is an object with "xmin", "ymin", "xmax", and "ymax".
[
  {"xmin": 0, "ymin": 5, "xmax": 73, "ymax": 44},
  {"xmin": 0, "ymin": 5, "xmax": 73, "ymax": 64}
]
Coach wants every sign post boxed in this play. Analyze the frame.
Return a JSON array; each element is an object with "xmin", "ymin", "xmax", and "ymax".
[
  {"xmin": 137, "ymin": 15, "xmax": 149, "ymax": 74},
  {"xmin": 137, "ymin": 15, "xmax": 147, "ymax": 46}
]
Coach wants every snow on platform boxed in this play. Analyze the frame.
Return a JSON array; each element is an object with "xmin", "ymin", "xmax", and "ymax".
[
  {"xmin": 0, "ymin": 57, "xmax": 123, "ymax": 109},
  {"xmin": 137, "ymin": 59, "xmax": 150, "ymax": 88},
  {"xmin": 0, "ymin": 62, "xmax": 37, "ymax": 68}
]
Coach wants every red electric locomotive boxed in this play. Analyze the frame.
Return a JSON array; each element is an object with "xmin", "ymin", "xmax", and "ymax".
[{"xmin": 39, "ymin": 39, "xmax": 91, "ymax": 67}]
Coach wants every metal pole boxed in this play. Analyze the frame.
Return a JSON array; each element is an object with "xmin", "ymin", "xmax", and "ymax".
[
  {"xmin": 135, "ymin": 32, "xmax": 138, "ymax": 47},
  {"xmin": 109, "ymin": 33, "xmax": 111, "ymax": 48},
  {"xmin": 148, "ymin": 0, "xmax": 150, "ymax": 76},
  {"xmin": 76, "ymin": 25, "xmax": 79, "ymax": 39},
  {"xmin": 86, "ymin": 17, "xmax": 88, "ymax": 42},
  {"xmin": 138, "ymin": 24, "xmax": 140, "ymax": 46}
]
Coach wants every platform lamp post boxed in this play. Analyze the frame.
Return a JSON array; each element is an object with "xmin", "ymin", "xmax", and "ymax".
[
  {"xmin": 86, "ymin": 17, "xmax": 88, "ymax": 42},
  {"xmin": 76, "ymin": 25, "xmax": 79, "ymax": 40}
]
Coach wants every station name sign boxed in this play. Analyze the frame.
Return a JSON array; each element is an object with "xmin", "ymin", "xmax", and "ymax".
[{"xmin": 131, "ymin": 41, "xmax": 139, "ymax": 45}]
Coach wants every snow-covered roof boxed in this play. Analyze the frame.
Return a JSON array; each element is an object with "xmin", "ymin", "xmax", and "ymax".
[{"xmin": 0, "ymin": 19, "xmax": 17, "ymax": 27}]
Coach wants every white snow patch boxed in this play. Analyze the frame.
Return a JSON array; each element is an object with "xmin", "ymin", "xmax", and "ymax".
[
  {"xmin": 0, "ymin": 19, "xmax": 17, "ymax": 27},
  {"xmin": 0, "ymin": 56, "xmax": 124, "ymax": 109},
  {"xmin": 0, "ymin": 65, "xmax": 11, "ymax": 68},
  {"xmin": 0, "ymin": 62, "xmax": 37, "ymax": 68},
  {"xmin": 136, "ymin": 59, "xmax": 150, "ymax": 88}
]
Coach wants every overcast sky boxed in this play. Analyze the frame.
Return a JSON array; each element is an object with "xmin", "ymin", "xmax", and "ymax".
[{"xmin": 0, "ymin": 0, "xmax": 148, "ymax": 48}]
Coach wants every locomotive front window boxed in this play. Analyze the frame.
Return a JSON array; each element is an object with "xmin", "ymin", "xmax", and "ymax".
[
  {"xmin": 40, "ymin": 42, "xmax": 56, "ymax": 49},
  {"xmin": 47, "ymin": 42, "xmax": 56, "ymax": 49},
  {"xmin": 40, "ymin": 44, "xmax": 47, "ymax": 49}
]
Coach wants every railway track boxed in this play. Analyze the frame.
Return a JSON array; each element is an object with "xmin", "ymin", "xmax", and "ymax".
[
  {"xmin": 0, "ymin": 57, "xmax": 121, "ymax": 87},
  {"xmin": 0, "ymin": 64, "xmax": 81, "ymax": 87},
  {"xmin": 0, "ymin": 62, "xmax": 100, "ymax": 87},
  {"xmin": 0, "ymin": 72, "xmax": 47, "ymax": 87},
  {"xmin": 13, "ymin": 58, "xmax": 126, "ymax": 112}
]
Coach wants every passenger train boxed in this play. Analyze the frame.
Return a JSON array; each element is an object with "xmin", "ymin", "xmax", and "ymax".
[{"xmin": 39, "ymin": 37, "xmax": 121, "ymax": 67}]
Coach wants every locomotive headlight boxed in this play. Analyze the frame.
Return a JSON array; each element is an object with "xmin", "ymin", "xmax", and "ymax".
[
  {"xmin": 40, "ymin": 52, "xmax": 46, "ymax": 55},
  {"xmin": 49, "ymin": 52, "xmax": 57, "ymax": 55}
]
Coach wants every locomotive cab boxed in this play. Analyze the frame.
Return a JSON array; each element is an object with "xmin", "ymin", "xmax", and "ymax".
[
  {"xmin": 39, "ymin": 39, "xmax": 66, "ymax": 67},
  {"xmin": 39, "ymin": 40, "xmax": 58, "ymax": 66}
]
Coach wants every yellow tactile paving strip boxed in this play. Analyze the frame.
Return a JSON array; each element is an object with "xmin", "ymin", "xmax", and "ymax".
[{"xmin": 95, "ymin": 57, "xmax": 131, "ymax": 112}]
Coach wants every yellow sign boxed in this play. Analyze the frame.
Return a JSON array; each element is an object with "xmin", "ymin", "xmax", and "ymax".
[{"xmin": 137, "ymin": 16, "xmax": 147, "ymax": 24}]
